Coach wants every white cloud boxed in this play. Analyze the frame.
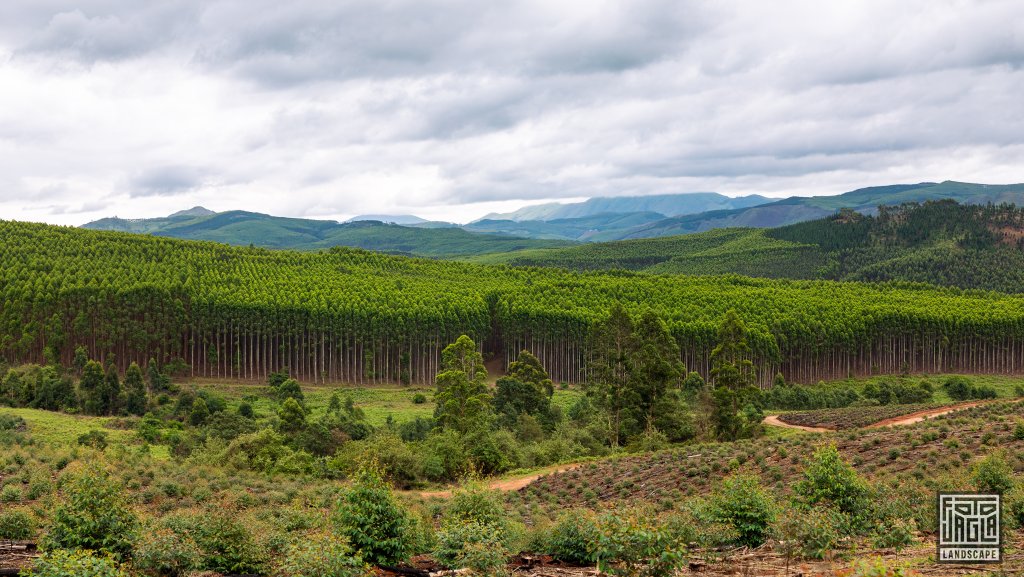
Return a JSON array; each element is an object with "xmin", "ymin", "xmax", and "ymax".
[{"xmin": 0, "ymin": 0, "xmax": 1022, "ymax": 225}]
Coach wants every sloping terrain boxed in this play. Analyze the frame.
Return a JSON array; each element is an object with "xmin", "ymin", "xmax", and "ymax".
[
  {"xmin": 84, "ymin": 210, "xmax": 575, "ymax": 257},
  {"xmin": 476, "ymin": 200, "xmax": 1024, "ymax": 292}
]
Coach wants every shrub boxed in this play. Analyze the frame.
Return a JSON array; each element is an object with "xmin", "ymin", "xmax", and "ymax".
[
  {"xmin": 795, "ymin": 444, "xmax": 871, "ymax": 522},
  {"xmin": 434, "ymin": 520, "xmax": 510, "ymax": 576},
  {"xmin": 333, "ymin": 465, "xmax": 414, "ymax": 566},
  {"xmin": 131, "ymin": 528, "xmax": 202, "ymax": 577},
  {"xmin": 972, "ymin": 451, "xmax": 1015, "ymax": 494},
  {"xmin": 772, "ymin": 504, "xmax": 843, "ymax": 561},
  {"xmin": 274, "ymin": 531, "xmax": 367, "ymax": 577},
  {"xmin": 162, "ymin": 510, "xmax": 266, "ymax": 574},
  {"xmin": 709, "ymin": 473, "xmax": 776, "ymax": 547},
  {"xmin": 26, "ymin": 549, "xmax": 126, "ymax": 577},
  {"xmin": 434, "ymin": 483, "xmax": 515, "ymax": 572},
  {"xmin": 412, "ymin": 393, "xmax": 427, "ymax": 404},
  {"xmin": 0, "ymin": 508, "xmax": 36, "ymax": 540},
  {"xmin": 44, "ymin": 464, "xmax": 138, "ymax": 561},
  {"xmin": 0, "ymin": 413, "xmax": 26, "ymax": 430},
  {"xmin": 547, "ymin": 511, "xmax": 599, "ymax": 564},
  {"xmin": 592, "ymin": 509, "xmax": 687, "ymax": 577},
  {"xmin": 0, "ymin": 484, "xmax": 21, "ymax": 503},
  {"xmin": 76, "ymin": 430, "xmax": 108, "ymax": 450}
]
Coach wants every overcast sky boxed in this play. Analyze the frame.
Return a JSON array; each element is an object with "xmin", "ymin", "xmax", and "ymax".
[{"xmin": 1, "ymin": 0, "xmax": 1023, "ymax": 225}]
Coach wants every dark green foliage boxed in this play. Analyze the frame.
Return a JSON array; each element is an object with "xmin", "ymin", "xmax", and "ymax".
[
  {"xmin": 591, "ymin": 509, "xmax": 687, "ymax": 577},
  {"xmin": 333, "ymin": 465, "xmax": 414, "ymax": 566},
  {"xmin": 763, "ymin": 382, "xmax": 861, "ymax": 410},
  {"xmin": 863, "ymin": 379, "xmax": 933, "ymax": 405},
  {"xmin": 77, "ymin": 430, "xmax": 108, "ymax": 450},
  {"xmin": 434, "ymin": 483, "xmax": 514, "ymax": 573},
  {"xmin": 547, "ymin": 511, "xmax": 600, "ymax": 564},
  {"xmin": 276, "ymin": 378, "xmax": 305, "ymax": 405},
  {"xmin": 277, "ymin": 398, "xmax": 307, "ymax": 433},
  {"xmin": 43, "ymin": 464, "xmax": 139, "ymax": 561},
  {"xmin": 203, "ymin": 411, "xmax": 257, "ymax": 441},
  {"xmin": 79, "ymin": 361, "xmax": 105, "ymax": 415},
  {"xmin": 123, "ymin": 362, "xmax": 147, "ymax": 416},
  {"xmin": 188, "ymin": 398, "xmax": 210, "ymax": 426},
  {"xmin": 943, "ymin": 376, "xmax": 997, "ymax": 401},
  {"xmin": 0, "ymin": 412, "xmax": 25, "ymax": 431}
]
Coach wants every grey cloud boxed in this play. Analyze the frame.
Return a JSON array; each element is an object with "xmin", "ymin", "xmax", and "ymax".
[{"xmin": 126, "ymin": 166, "xmax": 209, "ymax": 198}]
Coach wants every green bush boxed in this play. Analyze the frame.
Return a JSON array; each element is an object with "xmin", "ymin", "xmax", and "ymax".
[
  {"xmin": 274, "ymin": 531, "xmax": 367, "ymax": 577},
  {"xmin": 547, "ymin": 511, "xmax": 600, "ymax": 564},
  {"xmin": 0, "ymin": 508, "xmax": 36, "ymax": 539},
  {"xmin": 592, "ymin": 509, "xmax": 687, "ymax": 577},
  {"xmin": 972, "ymin": 451, "xmax": 1015, "ymax": 494},
  {"xmin": 412, "ymin": 393, "xmax": 427, "ymax": 404},
  {"xmin": 333, "ymin": 465, "xmax": 414, "ymax": 566},
  {"xmin": 773, "ymin": 505, "xmax": 844, "ymax": 560},
  {"xmin": 26, "ymin": 549, "xmax": 127, "ymax": 577},
  {"xmin": 159, "ymin": 510, "xmax": 265, "ymax": 574},
  {"xmin": 0, "ymin": 412, "xmax": 26, "ymax": 430},
  {"xmin": 0, "ymin": 484, "xmax": 21, "ymax": 503},
  {"xmin": 795, "ymin": 444, "xmax": 871, "ymax": 524},
  {"xmin": 76, "ymin": 430, "xmax": 108, "ymax": 450},
  {"xmin": 708, "ymin": 473, "xmax": 776, "ymax": 547},
  {"xmin": 43, "ymin": 465, "xmax": 138, "ymax": 561},
  {"xmin": 434, "ymin": 483, "xmax": 516, "ymax": 572},
  {"xmin": 131, "ymin": 527, "xmax": 202, "ymax": 577},
  {"xmin": 434, "ymin": 520, "xmax": 510, "ymax": 575}
]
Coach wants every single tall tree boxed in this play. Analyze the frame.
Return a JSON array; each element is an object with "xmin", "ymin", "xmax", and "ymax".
[
  {"xmin": 434, "ymin": 335, "xmax": 491, "ymax": 434},
  {"xmin": 586, "ymin": 303, "xmax": 635, "ymax": 448},
  {"xmin": 124, "ymin": 362, "xmax": 147, "ymax": 416}
]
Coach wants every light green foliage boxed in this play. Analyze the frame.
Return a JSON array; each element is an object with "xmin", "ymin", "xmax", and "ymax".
[
  {"xmin": 433, "ymin": 520, "xmax": 510, "ymax": 576},
  {"xmin": 795, "ymin": 444, "xmax": 871, "ymax": 520},
  {"xmin": 708, "ymin": 473, "xmax": 776, "ymax": 547},
  {"xmin": 434, "ymin": 335, "xmax": 492, "ymax": 434},
  {"xmin": 26, "ymin": 549, "xmax": 126, "ymax": 577},
  {"xmin": 971, "ymin": 451, "xmax": 1015, "ymax": 494},
  {"xmin": 161, "ymin": 509, "xmax": 267, "ymax": 574},
  {"xmin": 0, "ymin": 508, "xmax": 36, "ymax": 540},
  {"xmin": 592, "ymin": 508, "xmax": 687, "ymax": 577},
  {"xmin": 43, "ymin": 464, "xmax": 139, "ymax": 561},
  {"xmin": 333, "ymin": 465, "xmax": 414, "ymax": 566},
  {"xmin": 274, "ymin": 531, "xmax": 367, "ymax": 577},
  {"xmin": 131, "ymin": 527, "xmax": 202, "ymax": 577},
  {"xmin": 773, "ymin": 505, "xmax": 843, "ymax": 560}
]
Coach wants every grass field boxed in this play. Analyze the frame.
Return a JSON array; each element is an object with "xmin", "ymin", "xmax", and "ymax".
[
  {"xmin": 0, "ymin": 407, "xmax": 170, "ymax": 459},
  {"xmin": 184, "ymin": 379, "xmax": 585, "ymax": 427}
]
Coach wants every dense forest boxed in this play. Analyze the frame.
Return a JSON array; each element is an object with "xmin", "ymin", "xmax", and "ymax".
[
  {"xmin": 487, "ymin": 201, "xmax": 1024, "ymax": 293},
  {"xmin": 3, "ymin": 219, "xmax": 1024, "ymax": 387}
]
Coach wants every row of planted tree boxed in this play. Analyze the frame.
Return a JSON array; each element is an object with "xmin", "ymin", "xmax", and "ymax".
[{"xmin": 4, "ymin": 220, "xmax": 1024, "ymax": 387}]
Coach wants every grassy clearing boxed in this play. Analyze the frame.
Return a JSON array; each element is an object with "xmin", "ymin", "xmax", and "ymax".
[
  {"xmin": 0, "ymin": 407, "xmax": 169, "ymax": 459},
  {"xmin": 181, "ymin": 378, "xmax": 584, "ymax": 427}
]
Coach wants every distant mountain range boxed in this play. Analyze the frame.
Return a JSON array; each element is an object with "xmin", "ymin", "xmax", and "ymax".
[
  {"xmin": 471, "ymin": 200, "xmax": 1024, "ymax": 293},
  {"xmin": 83, "ymin": 181, "xmax": 1024, "ymax": 257},
  {"xmin": 478, "ymin": 192, "xmax": 770, "ymax": 222},
  {"xmin": 83, "ymin": 210, "xmax": 572, "ymax": 258}
]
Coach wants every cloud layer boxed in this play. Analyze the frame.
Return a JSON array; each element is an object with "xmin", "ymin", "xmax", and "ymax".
[{"xmin": 2, "ymin": 0, "xmax": 1023, "ymax": 224}]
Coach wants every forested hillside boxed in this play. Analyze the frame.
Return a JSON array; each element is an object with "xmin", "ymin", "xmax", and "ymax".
[
  {"xmin": 4, "ymin": 220, "xmax": 1024, "ymax": 387},
  {"xmin": 84, "ymin": 210, "xmax": 574, "ymax": 257},
  {"xmin": 482, "ymin": 201, "xmax": 1024, "ymax": 293}
]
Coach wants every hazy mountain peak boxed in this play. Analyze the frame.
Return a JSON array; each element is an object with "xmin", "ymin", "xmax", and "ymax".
[{"xmin": 169, "ymin": 206, "xmax": 216, "ymax": 218}]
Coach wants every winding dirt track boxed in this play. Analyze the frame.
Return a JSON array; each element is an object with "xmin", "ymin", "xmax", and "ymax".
[
  {"xmin": 764, "ymin": 400, "xmax": 993, "ymax": 433},
  {"xmin": 416, "ymin": 463, "xmax": 582, "ymax": 499}
]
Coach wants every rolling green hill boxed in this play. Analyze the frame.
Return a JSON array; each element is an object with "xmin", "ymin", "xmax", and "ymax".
[
  {"xmin": 83, "ymin": 209, "xmax": 574, "ymax": 258},
  {"xmin": 473, "ymin": 200, "xmax": 1024, "ymax": 293}
]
